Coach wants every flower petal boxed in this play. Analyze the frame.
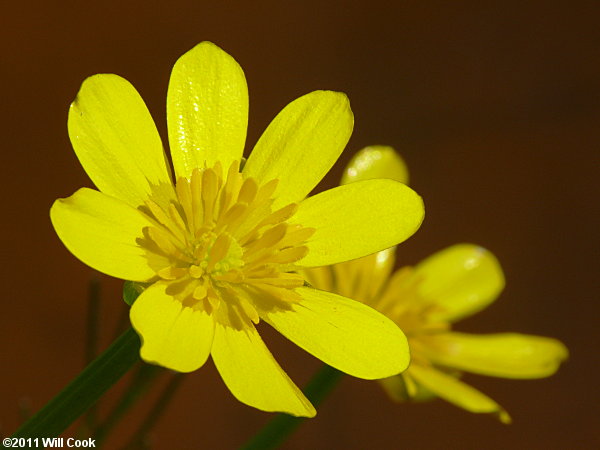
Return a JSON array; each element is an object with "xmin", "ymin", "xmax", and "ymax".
[
  {"xmin": 341, "ymin": 145, "xmax": 409, "ymax": 185},
  {"xmin": 68, "ymin": 74, "xmax": 173, "ymax": 208},
  {"xmin": 50, "ymin": 188, "xmax": 156, "ymax": 281},
  {"xmin": 420, "ymin": 332, "xmax": 569, "ymax": 379},
  {"xmin": 211, "ymin": 313, "xmax": 315, "ymax": 417},
  {"xmin": 130, "ymin": 283, "xmax": 215, "ymax": 373},
  {"xmin": 409, "ymin": 364, "xmax": 511, "ymax": 423},
  {"xmin": 291, "ymin": 179, "xmax": 424, "ymax": 267},
  {"xmin": 243, "ymin": 91, "xmax": 353, "ymax": 209},
  {"xmin": 415, "ymin": 244, "xmax": 505, "ymax": 322},
  {"xmin": 167, "ymin": 42, "xmax": 248, "ymax": 178},
  {"xmin": 261, "ymin": 287, "xmax": 409, "ymax": 379}
]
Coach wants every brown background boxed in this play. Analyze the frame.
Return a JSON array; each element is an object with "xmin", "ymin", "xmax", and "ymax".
[{"xmin": 1, "ymin": 1, "xmax": 598, "ymax": 449}]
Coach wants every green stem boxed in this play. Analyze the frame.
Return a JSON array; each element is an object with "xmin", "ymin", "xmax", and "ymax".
[
  {"xmin": 85, "ymin": 278, "xmax": 101, "ymax": 365},
  {"xmin": 92, "ymin": 364, "xmax": 162, "ymax": 446},
  {"xmin": 12, "ymin": 328, "xmax": 140, "ymax": 439},
  {"xmin": 121, "ymin": 373, "xmax": 185, "ymax": 449},
  {"xmin": 241, "ymin": 365, "xmax": 344, "ymax": 450},
  {"xmin": 83, "ymin": 278, "xmax": 101, "ymax": 434}
]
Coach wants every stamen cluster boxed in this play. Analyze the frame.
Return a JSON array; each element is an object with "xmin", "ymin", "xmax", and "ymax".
[
  {"xmin": 141, "ymin": 161, "xmax": 315, "ymax": 323},
  {"xmin": 376, "ymin": 268, "xmax": 438, "ymax": 335}
]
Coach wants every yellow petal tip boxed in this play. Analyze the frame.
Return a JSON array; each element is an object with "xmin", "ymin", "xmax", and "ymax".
[
  {"xmin": 342, "ymin": 145, "xmax": 410, "ymax": 185},
  {"xmin": 498, "ymin": 410, "xmax": 512, "ymax": 424}
]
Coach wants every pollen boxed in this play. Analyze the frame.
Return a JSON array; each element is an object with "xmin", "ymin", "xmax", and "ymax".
[{"xmin": 141, "ymin": 161, "xmax": 315, "ymax": 324}]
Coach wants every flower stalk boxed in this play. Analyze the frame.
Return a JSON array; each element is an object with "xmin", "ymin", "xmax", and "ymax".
[
  {"xmin": 12, "ymin": 328, "xmax": 140, "ymax": 439},
  {"xmin": 121, "ymin": 373, "xmax": 185, "ymax": 449},
  {"xmin": 92, "ymin": 363, "xmax": 162, "ymax": 446},
  {"xmin": 241, "ymin": 364, "xmax": 344, "ymax": 450}
]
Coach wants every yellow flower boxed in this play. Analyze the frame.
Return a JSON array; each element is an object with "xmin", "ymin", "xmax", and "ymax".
[
  {"xmin": 50, "ymin": 43, "xmax": 425, "ymax": 417},
  {"xmin": 303, "ymin": 146, "xmax": 568, "ymax": 423}
]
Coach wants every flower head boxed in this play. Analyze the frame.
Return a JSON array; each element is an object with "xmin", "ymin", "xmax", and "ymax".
[
  {"xmin": 51, "ymin": 43, "xmax": 425, "ymax": 417},
  {"xmin": 303, "ymin": 146, "xmax": 568, "ymax": 422}
]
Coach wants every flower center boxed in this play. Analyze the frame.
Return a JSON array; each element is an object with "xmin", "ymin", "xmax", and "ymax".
[
  {"xmin": 376, "ymin": 267, "xmax": 449, "ymax": 338},
  {"xmin": 141, "ymin": 160, "xmax": 315, "ymax": 324}
]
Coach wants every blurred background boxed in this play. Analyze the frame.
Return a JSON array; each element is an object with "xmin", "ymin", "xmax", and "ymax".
[{"xmin": 1, "ymin": 1, "xmax": 598, "ymax": 448}]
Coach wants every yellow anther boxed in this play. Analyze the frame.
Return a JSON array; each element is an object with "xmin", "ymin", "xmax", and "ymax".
[
  {"xmin": 202, "ymin": 168, "xmax": 219, "ymax": 226},
  {"xmin": 219, "ymin": 161, "xmax": 243, "ymax": 213},
  {"xmin": 189, "ymin": 265, "xmax": 204, "ymax": 279},
  {"xmin": 259, "ymin": 203, "xmax": 299, "ymax": 227},
  {"xmin": 247, "ymin": 223, "xmax": 288, "ymax": 253},
  {"xmin": 168, "ymin": 203, "xmax": 188, "ymax": 235},
  {"xmin": 238, "ymin": 297, "xmax": 260, "ymax": 324},
  {"xmin": 157, "ymin": 266, "xmax": 188, "ymax": 280},
  {"xmin": 207, "ymin": 233, "xmax": 231, "ymax": 272},
  {"xmin": 207, "ymin": 286, "xmax": 221, "ymax": 309},
  {"xmin": 239, "ymin": 203, "xmax": 298, "ymax": 246},
  {"xmin": 279, "ymin": 226, "xmax": 316, "ymax": 248},
  {"xmin": 216, "ymin": 202, "xmax": 248, "ymax": 231},
  {"xmin": 238, "ymin": 178, "xmax": 259, "ymax": 204},
  {"xmin": 193, "ymin": 284, "xmax": 208, "ymax": 300},
  {"xmin": 146, "ymin": 227, "xmax": 192, "ymax": 263},
  {"xmin": 175, "ymin": 177, "xmax": 195, "ymax": 231},
  {"xmin": 254, "ymin": 178, "xmax": 279, "ymax": 204},
  {"xmin": 190, "ymin": 168, "xmax": 204, "ymax": 231},
  {"xmin": 269, "ymin": 246, "xmax": 309, "ymax": 264},
  {"xmin": 214, "ymin": 269, "xmax": 244, "ymax": 283},
  {"xmin": 144, "ymin": 200, "xmax": 186, "ymax": 244}
]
